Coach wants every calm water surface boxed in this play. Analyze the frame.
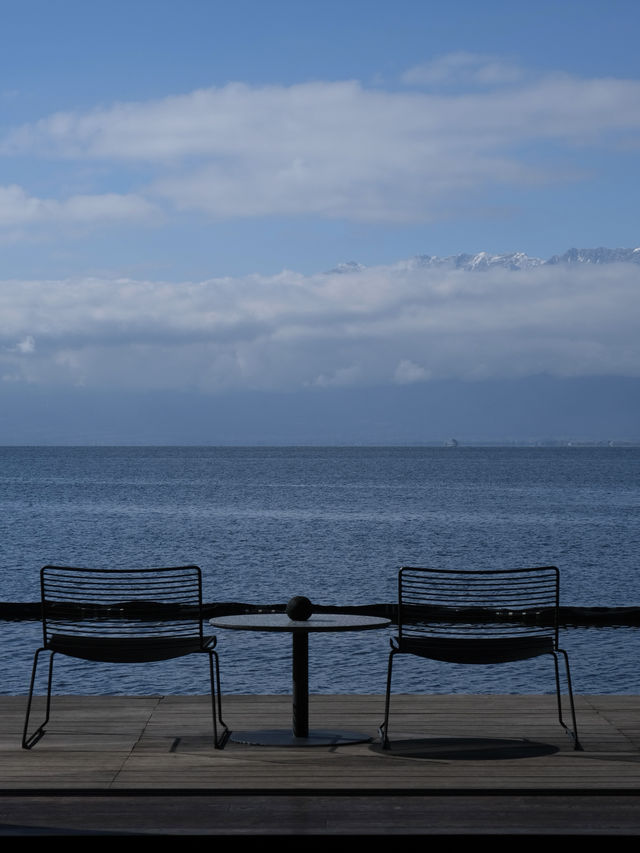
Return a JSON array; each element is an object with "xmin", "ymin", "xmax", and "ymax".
[{"xmin": 1, "ymin": 446, "xmax": 638, "ymax": 695}]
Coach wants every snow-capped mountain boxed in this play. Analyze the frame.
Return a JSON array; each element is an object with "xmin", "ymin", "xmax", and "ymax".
[
  {"xmin": 407, "ymin": 251, "xmax": 544, "ymax": 271},
  {"xmin": 546, "ymin": 247, "xmax": 640, "ymax": 265},
  {"xmin": 326, "ymin": 261, "xmax": 368, "ymax": 274},
  {"xmin": 328, "ymin": 247, "xmax": 640, "ymax": 273}
]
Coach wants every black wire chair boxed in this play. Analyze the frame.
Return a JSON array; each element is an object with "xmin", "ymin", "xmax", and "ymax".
[
  {"xmin": 22, "ymin": 565, "xmax": 230, "ymax": 749},
  {"xmin": 379, "ymin": 566, "xmax": 581, "ymax": 750}
]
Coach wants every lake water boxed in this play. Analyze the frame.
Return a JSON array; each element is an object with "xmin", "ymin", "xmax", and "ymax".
[{"xmin": 1, "ymin": 445, "xmax": 639, "ymax": 695}]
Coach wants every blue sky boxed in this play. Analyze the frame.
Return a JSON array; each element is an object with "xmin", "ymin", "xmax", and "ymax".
[
  {"xmin": 2, "ymin": 0, "xmax": 640, "ymax": 277},
  {"xmin": 0, "ymin": 0, "xmax": 639, "ymax": 442}
]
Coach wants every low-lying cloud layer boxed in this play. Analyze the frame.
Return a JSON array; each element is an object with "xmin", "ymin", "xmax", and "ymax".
[{"xmin": 2, "ymin": 258, "xmax": 638, "ymax": 392}]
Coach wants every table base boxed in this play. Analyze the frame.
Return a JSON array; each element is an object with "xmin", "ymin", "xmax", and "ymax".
[{"xmin": 230, "ymin": 728, "xmax": 373, "ymax": 747}]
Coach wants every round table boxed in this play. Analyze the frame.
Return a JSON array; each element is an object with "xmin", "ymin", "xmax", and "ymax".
[{"xmin": 210, "ymin": 612, "xmax": 391, "ymax": 746}]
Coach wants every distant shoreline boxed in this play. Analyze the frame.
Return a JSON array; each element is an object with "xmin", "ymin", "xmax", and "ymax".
[{"xmin": 0, "ymin": 441, "xmax": 639, "ymax": 448}]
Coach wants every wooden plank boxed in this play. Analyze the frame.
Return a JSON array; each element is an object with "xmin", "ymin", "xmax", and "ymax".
[{"xmin": 2, "ymin": 695, "xmax": 640, "ymax": 792}]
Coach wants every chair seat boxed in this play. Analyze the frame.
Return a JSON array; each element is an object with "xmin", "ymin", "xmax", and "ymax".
[
  {"xmin": 397, "ymin": 634, "xmax": 555, "ymax": 664},
  {"xmin": 48, "ymin": 633, "xmax": 214, "ymax": 663}
]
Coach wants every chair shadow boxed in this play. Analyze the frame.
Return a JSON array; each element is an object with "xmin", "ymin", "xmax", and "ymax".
[{"xmin": 369, "ymin": 737, "xmax": 558, "ymax": 761}]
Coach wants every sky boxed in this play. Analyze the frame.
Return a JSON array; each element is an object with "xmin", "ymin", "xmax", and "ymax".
[{"xmin": 0, "ymin": 0, "xmax": 639, "ymax": 443}]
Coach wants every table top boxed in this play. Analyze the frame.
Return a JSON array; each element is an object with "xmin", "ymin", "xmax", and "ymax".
[{"xmin": 210, "ymin": 613, "xmax": 391, "ymax": 633}]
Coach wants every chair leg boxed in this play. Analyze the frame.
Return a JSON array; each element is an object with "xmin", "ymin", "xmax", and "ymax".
[
  {"xmin": 208, "ymin": 650, "xmax": 231, "ymax": 749},
  {"xmin": 552, "ymin": 649, "xmax": 582, "ymax": 751},
  {"xmin": 22, "ymin": 648, "xmax": 55, "ymax": 749},
  {"xmin": 379, "ymin": 649, "xmax": 397, "ymax": 749}
]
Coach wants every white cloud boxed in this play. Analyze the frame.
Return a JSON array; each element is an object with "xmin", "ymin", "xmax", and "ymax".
[
  {"xmin": 0, "ymin": 259, "xmax": 638, "ymax": 392},
  {"xmin": 16, "ymin": 335, "xmax": 35, "ymax": 354},
  {"xmin": 402, "ymin": 52, "xmax": 524, "ymax": 88},
  {"xmin": 311, "ymin": 365, "xmax": 362, "ymax": 388},
  {"xmin": 0, "ymin": 184, "xmax": 157, "ymax": 228},
  {"xmin": 5, "ymin": 335, "xmax": 36, "ymax": 355},
  {"xmin": 394, "ymin": 359, "xmax": 429, "ymax": 384},
  {"xmin": 2, "ymin": 70, "xmax": 639, "ymax": 223}
]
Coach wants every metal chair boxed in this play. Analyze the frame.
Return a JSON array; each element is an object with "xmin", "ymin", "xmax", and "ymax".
[
  {"xmin": 22, "ymin": 565, "xmax": 230, "ymax": 749},
  {"xmin": 379, "ymin": 566, "xmax": 581, "ymax": 750}
]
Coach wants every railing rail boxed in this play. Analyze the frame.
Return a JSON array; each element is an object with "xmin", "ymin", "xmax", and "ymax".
[{"xmin": 3, "ymin": 601, "xmax": 640, "ymax": 626}]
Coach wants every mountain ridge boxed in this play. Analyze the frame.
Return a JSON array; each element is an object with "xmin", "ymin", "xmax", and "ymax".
[{"xmin": 328, "ymin": 246, "xmax": 640, "ymax": 274}]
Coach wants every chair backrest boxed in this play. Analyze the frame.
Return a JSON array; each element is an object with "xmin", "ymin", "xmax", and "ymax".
[
  {"xmin": 39, "ymin": 565, "xmax": 206, "ymax": 660},
  {"xmin": 397, "ymin": 566, "xmax": 559, "ymax": 651}
]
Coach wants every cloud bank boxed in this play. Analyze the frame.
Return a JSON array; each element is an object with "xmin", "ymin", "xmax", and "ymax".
[
  {"xmin": 2, "ymin": 259, "xmax": 638, "ymax": 392},
  {"xmin": 2, "ymin": 61, "xmax": 640, "ymax": 229}
]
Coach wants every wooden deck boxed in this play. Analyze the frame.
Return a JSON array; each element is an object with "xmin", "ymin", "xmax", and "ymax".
[{"xmin": 2, "ymin": 693, "xmax": 640, "ymax": 834}]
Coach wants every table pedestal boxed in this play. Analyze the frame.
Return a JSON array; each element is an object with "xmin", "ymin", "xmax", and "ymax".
[
  {"xmin": 230, "ymin": 632, "xmax": 371, "ymax": 746},
  {"xmin": 293, "ymin": 632, "xmax": 308, "ymax": 737},
  {"xmin": 210, "ymin": 612, "xmax": 390, "ymax": 747}
]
